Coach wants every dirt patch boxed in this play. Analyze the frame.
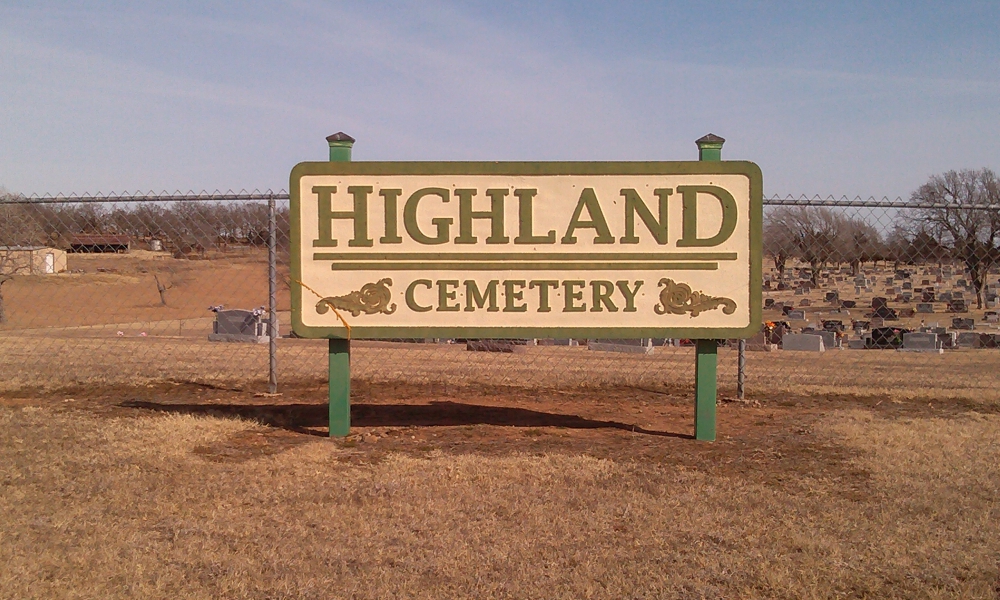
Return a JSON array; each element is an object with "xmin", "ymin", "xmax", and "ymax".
[{"xmin": 3, "ymin": 379, "xmax": 971, "ymax": 502}]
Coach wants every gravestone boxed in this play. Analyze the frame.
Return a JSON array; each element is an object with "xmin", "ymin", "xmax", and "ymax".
[
  {"xmin": 916, "ymin": 303, "xmax": 934, "ymax": 314},
  {"xmin": 952, "ymin": 318, "xmax": 975, "ymax": 330},
  {"xmin": 956, "ymin": 332, "xmax": 980, "ymax": 348},
  {"xmin": 588, "ymin": 339, "xmax": 654, "ymax": 355},
  {"xmin": 765, "ymin": 322, "xmax": 791, "ymax": 344},
  {"xmin": 937, "ymin": 332, "xmax": 957, "ymax": 349},
  {"xmin": 922, "ymin": 279, "xmax": 931, "ymax": 286},
  {"xmin": 847, "ymin": 338, "xmax": 867, "ymax": 350},
  {"xmin": 840, "ymin": 300, "xmax": 857, "ymax": 309},
  {"xmin": 902, "ymin": 281, "xmax": 912, "ymax": 290},
  {"xmin": 776, "ymin": 282, "xmax": 788, "ymax": 291},
  {"xmin": 948, "ymin": 300, "xmax": 968, "ymax": 313},
  {"xmin": 467, "ymin": 339, "xmax": 528, "ymax": 353},
  {"xmin": 902, "ymin": 292, "xmax": 913, "ymax": 302},
  {"xmin": 922, "ymin": 290, "xmax": 936, "ymax": 302},
  {"xmin": 538, "ymin": 338, "xmax": 580, "ymax": 346},
  {"xmin": 871, "ymin": 297, "xmax": 898, "ymax": 320},
  {"xmin": 208, "ymin": 308, "xmax": 272, "ymax": 344},
  {"xmin": 763, "ymin": 281, "xmax": 772, "ymax": 291},
  {"xmin": 764, "ymin": 298, "xmax": 776, "ymax": 309},
  {"xmin": 794, "ymin": 287, "xmax": 804, "ymax": 295},
  {"xmin": 938, "ymin": 291, "xmax": 953, "ymax": 302},
  {"xmin": 745, "ymin": 332, "xmax": 778, "ymax": 352},
  {"xmin": 822, "ymin": 320, "xmax": 846, "ymax": 332},
  {"xmin": 782, "ymin": 333, "xmax": 825, "ymax": 352},
  {"xmin": 953, "ymin": 291, "xmax": 964, "ymax": 299},
  {"xmin": 787, "ymin": 310, "xmax": 806, "ymax": 320},
  {"xmin": 983, "ymin": 334, "xmax": 1000, "ymax": 349},
  {"xmin": 803, "ymin": 330, "xmax": 838, "ymax": 349},
  {"xmin": 984, "ymin": 311, "xmax": 999, "ymax": 324},
  {"xmin": 957, "ymin": 279, "xmax": 968, "ymax": 287},
  {"xmin": 825, "ymin": 291, "xmax": 839, "ymax": 302},
  {"xmin": 885, "ymin": 277, "xmax": 894, "ymax": 285},
  {"xmin": 781, "ymin": 304, "xmax": 793, "ymax": 316},
  {"xmin": 800, "ymin": 299, "xmax": 811, "ymax": 307},
  {"xmin": 867, "ymin": 327, "xmax": 906, "ymax": 349},
  {"xmin": 899, "ymin": 332, "xmax": 943, "ymax": 353}
]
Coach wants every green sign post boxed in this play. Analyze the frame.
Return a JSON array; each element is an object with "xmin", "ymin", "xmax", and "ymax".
[
  {"xmin": 326, "ymin": 132, "xmax": 354, "ymax": 437},
  {"xmin": 694, "ymin": 133, "xmax": 726, "ymax": 441},
  {"xmin": 293, "ymin": 132, "xmax": 761, "ymax": 441}
]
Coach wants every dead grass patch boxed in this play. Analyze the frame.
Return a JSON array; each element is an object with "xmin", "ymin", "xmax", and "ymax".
[{"xmin": 2, "ymin": 397, "xmax": 998, "ymax": 599}]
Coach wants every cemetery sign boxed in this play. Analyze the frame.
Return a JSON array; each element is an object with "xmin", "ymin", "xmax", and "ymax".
[{"xmin": 291, "ymin": 161, "xmax": 762, "ymax": 339}]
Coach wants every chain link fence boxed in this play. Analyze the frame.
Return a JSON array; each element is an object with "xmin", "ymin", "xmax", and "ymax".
[{"xmin": 2, "ymin": 186, "xmax": 999, "ymax": 402}]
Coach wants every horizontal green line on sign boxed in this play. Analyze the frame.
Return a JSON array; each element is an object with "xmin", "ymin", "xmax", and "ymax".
[
  {"xmin": 328, "ymin": 262, "xmax": 718, "ymax": 271},
  {"xmin": 313, "ymin": 252, "xmax": 738, "ymax": 262}
]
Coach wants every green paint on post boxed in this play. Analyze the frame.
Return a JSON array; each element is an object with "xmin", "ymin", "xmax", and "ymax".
[
  {"xmin": 327, "ymin": 132, "xmax": 354, "ymax": 437},
  {"xmin": 696, "ymin": 133, "xmax": 725, "ymax": 162},
  {"xmin": 328, "ymin": 132, "xmax": 355, "ymax": 162},
  {"xmin": 693, "ymin": 133, "xmax": 724, "ymax": 442},
  {"xmin": 329, "ymin": 338, "xmax": 351, "ymax": 437},
  {"xmin": 694, "ymin": 339, "xmax": 718, "ymax": 441}
]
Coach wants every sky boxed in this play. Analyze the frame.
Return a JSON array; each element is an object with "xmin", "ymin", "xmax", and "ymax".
[{"xmin": 1, "ymin": 1, "xmax": 998, "ymax": 198}]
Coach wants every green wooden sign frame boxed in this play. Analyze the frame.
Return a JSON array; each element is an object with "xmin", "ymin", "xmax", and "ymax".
[{"xmin": 290, "ymin": 161, "xmax": 762, "ymax": 340}]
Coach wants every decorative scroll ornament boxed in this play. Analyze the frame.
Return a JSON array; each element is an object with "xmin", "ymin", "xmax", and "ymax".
[
  {"xmin": 317, "ymin": 278, "xmax": 397, "ymax": 317},
  {"xmin": 654, "ymin": 278, "xmax": 736, "ymax": 317}
]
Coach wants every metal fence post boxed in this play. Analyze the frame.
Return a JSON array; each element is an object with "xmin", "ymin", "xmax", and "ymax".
[
  {"xmin": 694, "ymin": 133, "xmax": 725, "ymax": 441},
  {"xmin": 268, "ymin": 192, "xmax": 278, "ymax": 394},
  {"xmin": 737, "ymin": 338, "xmax": 746, "ymax": 400},
  {"xmin": 327, "ymin": 132, "xmax": 355, "ymax": 437}
]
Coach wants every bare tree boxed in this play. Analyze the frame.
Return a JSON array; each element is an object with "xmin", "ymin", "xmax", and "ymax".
[
  {"xmin": 838, "ymin": 216, "xmax": 884, "ymax": 276},
  {"xmin": 763, "ymin": 209, "xmax": 798, "ymax": 279},
  {"xmin": 766, "ymin": 206, "xmax": 845, "ymax": 286},
  {"xmin": 152, "ymin": 274, "xmax": 173, "ymax": 306},
  {"xmin": 910, "ymin": 168, "xmax": 1000, "ymax": 308},
  {"xmin": 886, "ymin": 225, "xmax": 951, "ymax": 267}
]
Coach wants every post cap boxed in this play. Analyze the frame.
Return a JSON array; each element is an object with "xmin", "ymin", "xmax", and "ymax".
[
  {"xmin": 326, "ymin": 132, "xmax": 356, "ymax": 144},
  {"xmin": 695, "ymin": 133, "xmax": 725, "ymax": 147}
]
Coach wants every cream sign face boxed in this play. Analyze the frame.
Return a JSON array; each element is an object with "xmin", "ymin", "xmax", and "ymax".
[{"xmin": 290, "ymin": 162, "xmax": 762, "ymax": 339}]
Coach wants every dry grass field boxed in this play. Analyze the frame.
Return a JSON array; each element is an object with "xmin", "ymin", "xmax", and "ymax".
[
  {"xmin": 4, "ymin": 335, "xmax": 1000, "ymax": 407},
  {"xmin": 2, "ymin": 381, "xmax": 999, "ymax": 599},
  {"xmin": 2, "ymin": 250, "xmax": 999, "ymax": 399},
  {"xmin": 3, "ymin": 252, "xmax": 1000, "ymax": 597}
]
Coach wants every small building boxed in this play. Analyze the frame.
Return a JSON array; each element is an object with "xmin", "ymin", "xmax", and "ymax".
[
  {"xmin": 0, "ymin": 246, "xmax": 68, "ymax": 275},
  {"xmin": 66, "ymin": 234, "xmax": 131, "ymax": 253}
]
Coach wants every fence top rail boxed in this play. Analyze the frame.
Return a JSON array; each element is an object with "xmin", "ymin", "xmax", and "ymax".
[
  {"xmin": 1, "ymin": 191, "xmax": 996, "ymax": 210},
  {"xmin": 0, "ymin": 190, "xmax": 290, "ymax": 205},
  {"xmin": 764, "ymin": 195, "xmax": 1000, "ymax": 210}
]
